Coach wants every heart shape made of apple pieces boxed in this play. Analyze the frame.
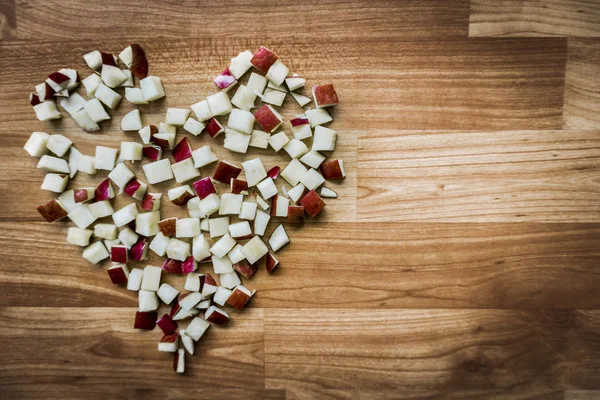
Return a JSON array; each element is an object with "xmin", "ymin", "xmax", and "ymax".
[{"xmin": 25, "ymin": 44, "xmax": 343, "ymax": 374}]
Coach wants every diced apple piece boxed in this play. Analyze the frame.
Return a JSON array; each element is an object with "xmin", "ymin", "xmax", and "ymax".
[
  {"xmin": 300, "ymin": 189, "xmax": 326, "ymax": 218},
  {"xmin": 192, "ymin": 235, "xmax": 211, "ymax": 261},
  {"xmin": 283, "ymin": 139, "xmax": 309, "ymax": 159},
  {"xmin": 162, "ymin": 258, "xmax": 183, "ymax": 274},
  {"xmin": 176, "ymin": 218, "xmax": 201, "ymax": 238},
  {"xmin": 73, "ymin": 109, "xmax": 100, "ymax": 132},
  {"xmin": 143, "ymin": 158, "xmax": 174, "ymax": 184},
  {"xmin": 313, "ymin": 83, "xmax": 339, "ymax": 108},
  {"xmin": 149, "ymin": 231, "xmax": 170, "ymax": 257},
  {"xmin": 107, "ymin": 263, "xmax": 129, "ymax": 285},
  {"xmin": 300, "ymin": 168, "xmax": 325, "ymax": 191},
  {"xmin": 240, "ymin": 201, "xmax": 258, "ymax": 221},
  {"xmin": 192, "ymin": 177, "xmax": 217, "ymax": 200},
  {"xmin": 120, "ymin": 142, "xmax": 143, "ymax": 162},
  {"xmin": 94, "ymin": 223, "xmax": 117, "ymax": 240},
  {"xmin": 167, "ymin": 238, "xmax": 191, "ymax": 261},
  {"xmin": 140, "ymin": 265, "xmax": 162, "ymax": 291},
  {"xmin": 213, "ymin": 161, "xmax": 241, "ymax": 183},
  {"xmin": 270, "ymin": 195, "xmax": 289, "ymax": 217},
  {"xmin": 320, "ymin": 186, "xmax": 338, "ymax": 198},
  {"xmin": 206, "ymin": 91, "xmax": 232, "ymax": 116},
  {"xmin": 101, "ymin": 65, "xmax": 128, "ymax": 88},
  {"xmin": 24, "ymin": 131, "xmax": 49, "ymax": 157},
  {"xmin": 313, "ymin": 125, "xmax": 337, "ymax": 151},
  {"xmin": 134, "ymin": 311, "xmax": 157, "ymax": 330},
  {"xmin": 200, "ymin": 193, "xmax": 221, "ymax": 217},
  {"xmin": 251, "ymin": 46, "xmax": 278, "ymax": 74},
  {"xmin": 268, "ymin": 131, "xmax": 289, "ymax": 152},
  {"xmin": 266, "ymin": 252, "xmax": 279, "ymax": 273},
  {"xmin": 37, "ymin": 155, "xmax": 69, "ymax": 174},
  {"xmin": 247, "ymin": 72, "xmax": 268, "ymax": 95},
  {"xmin": 171, "ymin": 158, "xmax": 200, "ymax": 183},
  {"xmin": 88, "ymin": 200, "xmax": 114, "ymax": 218},
  {"xmin": 204, "ymin": 117, "xmax": 224, "ymax": 138},
  {"xmin": 157, "ymin": 313, "xmax": 178, "ymax": 334},
  {"xmin": 84, "ymin": 98, "xmax": 110, "ymax": 123},
  {"xmin": 95, "ymin": 178, "xmax": 115, "ymax": 201},
  {"xmin": 171, "ymin": 138, "xmax": 192, "ymax": 162},
  {"xmin": 140, "ymin": 76, "xmax": 165, "ymax": 102},
  {"xmin": 184, "ymin": 272, "xmax": 202, "ymax": 292},
  {"xmin": 204, "ymin": 306, "xmax": 230, "ymax": 325},
  {"xmin": 242, "ymin": 236, "xmax": 268, "ymax": 264},
  {"xmin": 190, "ymin": 99, "xmax": 213, "ymax": 122},
  {"xmin": 108, "ymin": 162, "xmax": 135, "ymax": 188},
  {"xmin": 168, "ymin": 185, "xmax": 195, "ymax": 206},
  {"xmin": 227, "ymin": 285, "xmax": 254, "ymax": 309},
  {"xmin": 95, "ymin": 83, "xmax": 122, "ymax": 109},
  {"xmin": 179, "ymin": 292, "xmax": 202, "ymax": 310},
  {"xmin": 265, "ymin": 60, "xmax": 289, "ymax": 86},
  {"xmin": 228, "ymin": 244, "xmax": 245, "ymax": 264},
  {"xmin": 158, "ymin": 333, "xmax": 179, "ymax": 352},
  {"xmin": 201, "ymin": 274, "xmax": 218, "ymax": 298},
  {"xmin": 183, "ymin": 118, "xmax": 205, "ymax": 136},
  {"xmin": 228, "ymin": 221, "xmax": 252, "ymax": 239},
  {"xmin": 118, "ymin": 227, "xmax": 139, "ymax": 249},
  {"xmin": 128, "ymin": 44, "xmax": 149, "ymax": 80},
  {"xmin": 210, "ymin": 234, "xmax": 237, "ymax": 259},
  {"xmin": 68, "ymin": 204, "xmax": 97, "ymax": 229},
  {"xmin": 256, "ymin": 177, "xmax": 278, "ymax": 200},
  {"xmin": 288, "ymin": 183, "xmax": 307, "ymax": 204},
  {"xmin": 82, "ymin": 241, "xmax": 109, "ymax": 264},
  {"xmin": 260, "ymin": 88, "xmax": 286, "ymax": 107},
  {"xmin": 290, "ymin": 117, "xmax": 312, "ymax": 140},
  {"xmin": 143, "ymin": 145, "xmax": 162, "ymax": 161},
  {"xmin": 281, "ymin": 158, "xmax": 308, "ymax": 186},
  {"xmin": 59, "ymin": 93, "xmax": 86, "ymax": 116},
  {"xmin": 299, "ymin": 150, "xmax": 326, "ymax": 169},
  {"xmin": 112, "ymin": 203, "xmax": 139, "ymax": 227},
  {"xmin": 227, "ymin": 109, "xmax": 255, "ymax": 134},
  {"xmin": 306, "ymin": 108, "xmax": 332, "ymax": 127},
  {"xmin": 120, "ymin": 69, "xmax": 134, "ymax": 87},
  {"xmin": 136, "ymin": 211, "xmax": 160, "ymax": 236},
  {"xmin": 213, "ymin": 286, "xmax": 232, "ymax": 306},
  {"xmin": 249, "ymin": 130, "xmax": 270, "ymax": 149},
  {"xmin": 253, "ymin": 191, "xmax": 270, "ymax": 211},
  {"xmin": 219, "ymin": 193, "xmax": 243, "ymax": 215},
  {"xmin": 269, "ymin": 224, "xmax": 289, "ymax": 252},
  {"xmin": 285, "ymin": 76, "xmax": 306, "ymax": 91},
  {"xmin": 214, "ymin": 67, "xmax": 237, "ymax": 92},
  {"xmin": 209, "ymin": 216, "xmax": 229, "ymax": 238},
  {"xmin": 83, "ymin": 50, "xmax": 102, "ymax": 70},
  {"xmin": 231, "ymin": 178, "xmax": 248, "ymax": 195},
  {"xmin": 229, "ymin": 50, "xmax": 254, "ymax": 79},
  {"xmin": 33, "ymin": 101, "xmax": 61, "ymax": 121},
  {"xmin": 125, "ymin": 87, "xmax": 148, "ymax": 104},
  {"xmin": 37, "ymin": 199, "xmax": 68, "ymax": 222},
  {"xmin": 121, "ymin": 109, "xmax": 143, "ymax": 131},
  {"xmin": 67, "ymin": 227, "xmax": 93, "ymax": 246},
  {"xmin": 224, "ymin": 128, "xmax": 251, "ymax": 154},
  {"xmin": 320, "ymin": 160, "xmax": 346, "ymax": 180},
  {"xmin": 41, "ymin": 173, "xmax": 68, "ymax": 193},
  {"xmin": 288, "ymin": 205, "xmax": 305, "ymax": 223},
  {"xmin": 94, "ymin": 146, "xmax": 117, "ymax": 171},
  {"xmin": 186, "ymin": 316, "xmax": 210, "ymax": 341},
  {"xmin": 166, "ymin": 108, "xmax": 190, "ymax": 126},
  {"xmin": 233, "ymin": 259, "xmax": 258, "ymax": 279},
  {"xmin": 141, "ymin": 192, "xmax": 162, "ymax": 211},
  {"xmin": 231, "ymin": 84, "xmax": 257, "ymax": 111}
]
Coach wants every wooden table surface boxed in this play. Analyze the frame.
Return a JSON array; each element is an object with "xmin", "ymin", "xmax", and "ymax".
[{"xmin": 1, "ymin": 1, "xmax": 600, "ymax": 399}]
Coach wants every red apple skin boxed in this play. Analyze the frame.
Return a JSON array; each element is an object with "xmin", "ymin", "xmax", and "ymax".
[
  {"xmin": 266, "ymin": 166, "xmax": 280, "ymax": 180},
  {"xmin": 226, "ymin": 289, "xmax": 252, "ymax": 310},
  {"xmin": 206, "ymin": 309, "xmax": 230, "ymax": 325},
  {"xmin": 158, "ymin": 218, "xmax": 177, "ymax": 236},
  {"xmin": 42, "ymin": 82, "xmax": 55, "ymax": 100},
  {"xmin": 95, "ymin": 179, "xmax": 114, "ymax": 201},
  {"xmin": 230, "ymin": 179, "xmax": 248, "ymax": 194},
  {"xmin": 300, "ymin": 190, "xmax": 326, "ymax": 218},
  {"xmin": 161, "ymin": 333, "xmax": 179, "ymax": 344},
  {"xmin": 151, "ymin": 134, "xmax": 172, "ymax": 150},
  {"xmin": 73, "ymin": 189, "xmax": 90, "ymax": 203},
  {"xmin": 250, "ymin": 46, "xmax": 278, "ymax": 74},
  {"xmin": 212, "ymin": 161, "xmax": 241, "ymax": 184},
  {"xmin": 266, "ymin": 252, "xmax": 279, "ymax": 273},
  {"xmin": 129, "ymin": 43, "xmax": 149, "ymax": 80},
  {"xmin": 288, "ymin": 206, "xmax": 305, "ymax": 224},
  {"xmin": 253, "ymin": 105, "xmax": 281, "ymax": 133},
  {"xmin": 204, "ymin": 273, "xmax": 217, "ymax": 287},
  {"xmin": 48, "ymin": 71, "xmax": 70, "ymax": 85},
  {"xmin": 290, "ymin": 117, "xmax": 309, "ymax": 127},
  {"xmin": 157, "ymin": 314, "xmax": 178, "ymax": 335},
  {"xmin": 107, "ymin": 265, "xmax": 128, "ymax": 284},
  {"xmin": 124, "ymin": 179, "xmax": 142, "ymax": 197},
  {"xmin": 100, "ymin": 52, "xmax": 117, "ymax": 67},
  {"xmin": 205, "ymin": 118, "xmax": 224, "ymax": 138},
  {"xmin": 134, "ymin": 311, "xmax": 157, "ymax": 330},
  {"xmin": 162, "ymin": 258, "xmax": 183, "ymax": 274},
  {"xmin": 314, "ymin": 84, "xmax": 339, "ymax": 107},
  {"xmin": 320, "ymin": 160, "xmax": 345, "ymax": 180},
  {"xmin": 169, "ymin": 302, "xmax": 181, "ymax": 318},
  {"xmin": 129, "ymin": 237, "xmax": 148, "ymax": 261},
  {"xmin": 270, "ymin": 195, "xmax": 279, "ymax": 217},
  {"xmin": 29, "ymin": 93, "xmax": 41, "ymax": 106},
  {"xmin": 142, "ymin": 145, "xmax": 162, "ymax": 161},
  {"xmin": 37, "ymin": 199, "xmax": 68, "ymax": 222},
  {"xmin": 173, "ymin": 350, "xmax": 181, "ymax": 373},
  {"xmin": 214, "ymin": 67, "xmax": 237, "ymax": 90},
  {"xmin": 233, "ymin": 260, "xmax": 258, "ymax": 279},
  {"xmin": 181, "ymin": 256, "xmax": 197, "ymax": 274},
  {"xmin": 172, "ymin": 138, "xmax": 192, "ymax": 163},
  {"xmin": 141, "ymin": 193, "xmax": 156, "ymax": 211},
  {"xmin": 111, "ymin": 246, "xmax": 128, "ymax": 263},
  {"xmin": 192, "ymin": 177, "xmax": 217, "ymax": 199},
  {"xmin": 171, "ymin": 191, "xmax": 194, "ymax": 206}
]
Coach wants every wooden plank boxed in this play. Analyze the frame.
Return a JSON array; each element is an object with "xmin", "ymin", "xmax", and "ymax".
[
  {"xmin": 0, "ymin": 307, "xmax": 265, "ymax": 391},
  {"xmin": 565, "ymin": 391, "xmax": 600, "ymax": 400},
  {"xmin": 4, "ymin": 221, "xmax": 600, "ymax": 309},
  {"xmin": 357, "ymin": 130, "xmax": 600, "ymax": 222},
  {"xmin": 563, "ymin": 39, "xmax": 600, "ymax": 129},
  {"xmin": 264, "ymin": 308, "xmax": 600, "ymax": 399},
  {"xmin": 470, "ymin": 0, "xmax": 600, "ymax": 37},
  {"xmin": 0, "ymin": 0, "xmax": 16, "ymax": 40},
  {"xmin": 10, "ymin": 0, "xmax": 470, "ymax": 40}
]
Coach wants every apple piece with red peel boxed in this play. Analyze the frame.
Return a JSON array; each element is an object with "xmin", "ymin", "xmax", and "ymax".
[
  {"xmin": 266, "ymin": 166, "xmax": 280, "ymax": 180},
  {"xmin": 29, "ymin": 93, "xmax": 41, "ymax": 106},
  {"xmin": 36, "ymin": 82, "xmax": 55, "ymax": 101},
  {"xmin": 204, "ymin": 118, "xmax": 225, "ymax": 138},
  {"xmin": 320, "ymin": 159, "xmax": 346, "ymax": 180},
  {"xmin": 129, "ymin": 44, "xmax": 149, "ymax": 80},
  {"xmin": 186, "ymin": 317, "xmax": 210, "ymax": 341},
  {"xmin": 157, "ymin": 314, "xmax": 178, "ymax": 335},
  {"xmin": 214, "ymin": 67, "xmax": 237, "ymax": 92},
  {"xmin": 158, "ymin": 218, "xmax": 177, "ymax": 236},
  {"xmin": 300, "ymin": 168, "xmax": 325, "ymax": 191},
  {"xmin": 124, "ymin": 179, "xmax": 147, "ymax": 201},
  {"xmin": 107, "ymin": 264, "xmax": 129, "ymax": 284},
  {"xmin": 205, "ymin": 306, "xmax": 230, "ymax": 325},
  {"xmin": 213, "ymin": 161, "xmax": 241, "ymax": 184},
  {"xmin": 300, "ymin": 189, "xmax": 326, "ymax": 218},
  {"xmin": 230, "ymin": 178, "xmax": 248, "ymax": 195},
  {"xmin": 233, "ymin": 260, "xmax": 258, "ymax": 279},
  {"xmin": 141, "ymin": 192, "xmax": 161, "ymax": 211},
  {"xmin": 172, "ymin": 138, "xmax": 193, "ymax": 163},
  {"xmin": 46, "ymin": 71, "xmax": 70, "ymax": 92},
  {"xmin": 288, "ymin": 205, "xmax": 305, "ymax": 223},
  {"xmin": 266, "ymin": 252, "xmax": 279, "ymax": 273},
  {"xmin": 134, "ymin": 311, "xmax": 157, "ymax": 330},
  {"xmin": 162, "ymin": 258, "xmax": 183, "ymax": 274},
  {"xmin": 130, "ymin": 237, "xmax": 149, "ymax": 261},
  {"xmin": 168, "ymin": 185, "xmax": 195, "ymax": 206},
  {"xmin": 270, "ymin": 194, "xmax": 289, "ymax": 217},
  {"xmin": 139, "ymin": 124, "xmax": 157, "ymax": 144},
  {"xmin": 151, "ymin": 133, "xmax": 175, "ymax": 151},
  {"xmin": 181, "ymin": 256, "xmax": 198, "ymax": 274},
  {"xmin": 192, "ymin": 177, "xmax": 217, "ymax": 199},
  {"xmin": 173, "ymin": 348, "xmax": 185, "ymax": 374},
  {"xmin": 313, "ymin": 83, "xmax": 339, "ymax": 108},
  {"xmin": 213, "ymin": 286, "xmax": 232, "ymax": 306},
  {"xmin": 101, "ymin": 52, "xmax": 118, "ymax": 67},
  {"xmin": 227, "ymin": 285, "xmax": 254, "ymax": 310},
  {"xmin": 251, "ymin": 46, "xmax": 278, "ymax": 74},
  {"xmin": 73, "ymin": 188, "xmax": 94, "ymax": 203},
  {"xmin": 111, "ymin": 245, "xmax": 128, "ymax": 263},
  {"xmin": 201, "ymin": 273, "xmax": 218, "ymax": 298},
  {"xmin": 290, "ymin": 117, "xmax": 312, "ymax": 140},
  {"xmin": 158, "ymin": 333, "xmax": 179, "ymax": 352},
  {"xmin": 171, "ymin": 303, "xmax": 197, "ymax": 321},
  {"xmin": 95, "ymin": 179, "xmax": 115, "ymax": 201},
  {"xmin": 253, "ymin": 104, "xmax": 283, "ymax": 133},
  {"xmin": 142, "ymin": 145, "xmax": 162, "ymax": 161}
]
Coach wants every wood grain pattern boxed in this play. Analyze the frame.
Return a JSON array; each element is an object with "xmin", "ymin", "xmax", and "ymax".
[
  {"xmin": 358, "ymin": 129, "xmax": 600, "ymax": 222},
  {"xmin": 470, "ymin": 0, "xmax": 600, "ymax": 37},
  {"xmin": 1, "ymin": 0, "xmax": 600, "ymax": 398},
  {"xmin": 564, "ymin": 39, "xmax": 600, "ymax": 129}
]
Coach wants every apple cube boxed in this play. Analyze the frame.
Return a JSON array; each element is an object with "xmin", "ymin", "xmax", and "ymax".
[
  {"xmin": 101, "ymin": 65, "xmax": 128, "ymax": 88},
  {"xmin": 265, "ymin": 59, "xmax": 289, "ymax": 86},
  {"xmin": 140, "ymin": 76, "xmax": 165, "ymax": 101},
  {"xmin": 88, "ymin": 200, "xmax": 114, "ymax": 218},
  {"xmin": 66, "ymin": 227, "xmax": 92, "ymax": 246},
  {"xmin": 269, "ymin": 224, "xmax": 290, "ymax": 252},
  {"xmin": 283, "ymin": 139, "xmax": 309, "ymax": 159},
  {"xmin": 111, "ymin": 245, "xmax": 128, "ymax": 264},
  {"xmin": 227, "ymin": 109, "xmax": 255, "ymax": 134},
  {"xmin": 179, "ymin": 292, "xmax": 202, "ymax": 310},
  {"xmin": 119, "ymin": 142, "xmax": 143, "ymax": 162},
  {"xmin": 228, "ymin": 244, "xmax": 246, "ymax": 264},
  {"xmin": 167, "ymin": 238, "xmax": 191, "ymax": 261},
  {"xmin": 33, "ymin": 101, "xmax": 61, "ymax": 121},
  {"xmin": 149, "ymin": 232, "xmax": 170, "ymax": 257},
  {"xmin": 118, "ymin": 227, "xmax": 139, "ymax": 249},
  {"xmin": 157, "ymin": 313, "xmax": 178, "ymax": 335},
  {"xmin": 247, "ymin": 72, "xmax": 268, "ymax": 95},
  {"xmin": 242, "ymin": 236, "xmax": 268, "ymax": 264},
  {"xmin": 133, "ymin": 311, "xmax": 156, "ymax": 330},
  {"xmin": 190, "ymin": 99, "xmax": 213, "ymax": 122},
  {"xmin": 95, "ymin": 83, "xmax": 122, "ymax": 109},
  {"xmin": 68, "ymin": 204, "xmax": 96, "ymax": 229},
  {"xmin": 24, "ymin": 131, "xmax": 49, "ymax": 157},
  {"xmin": 300, "ymin": 168, "xmax": 325, "ymax": 190},
  {"xmin": 38, "ymin": 155, "xmax": 69, "ymax": 174},
  {"xmin": 104, "ymin": 239, "xmax": 121, "ymax": 250},
  {"xmin": 139, "ymin": 290, "xmax": 160, "ymax": 312},
  {"xmin": 83, "ymin": 98, "xmax": 110, "ymax": 123},
  {"xmin": 260, "ymin": 89, "xmax": 286, "ymax": 107},
  {"xmin": 83, "ymin": 50, "xmax": 102, "ymax": 69},
  {"xmin": 229, "ymin": 221, "xmax": 252, "ymax": 239},
  {"xmin": 126, "ymin": 44, "xmax": 149, "ymax": 79},
  {"xmin": 37, "ymin": 199, "xmax": 68, "ymax": 222},
  {"xmin": 112, "ymin": 203, "xmax": 139, "ymax": 227},
  {"xmin": 166, "ymin": 108, "xmax": 191, "ymax": 126},
  {"xmin": 230, "ymin": 84, "xmax": 257, "ymax": 111},
  {"xmin": 167, "ymin": 185, "xmax": 194, "ymax": 206},
  {"xmin": 281, "ymin": 158, "xmax": 308, "ymax": 186},
  {"xmin": 187, "ymin": 197, "xmax": 205, "ymax": 218},
  {"xmin": 183, "ymin": 118, "xmax": 205, "ymax": 136},
  {"xmin": 204, "ymin": 117, "xmax": 224, "ymax": 138},
  {"xmin": 290, "ymin": 117, "xmax": 312, "ymax": 140},
  {"xmin": 82, "ymin": 73, "xmax": 102, "ymax": 98},
  {"xmin": 127, "ymin": 268, "xmax": 143, "ymax": 291},
  {"xmin": 157, "ymin": 283, "xmax": 180, "ymax": 305},
  {"xmin": 142, "ymin": 145, "xmax": 162, "ymax": 161},
  {"xmin": 288, "ymin": 205, "xmax": 305, "ymax": 224},
  {"xmin": 267, "ymin": 80, "xmax": 287, "ymax": 92},
  {"xmin": 82, "ymin": 241, "xmax": 109, "ymax": 264},
  {"xmin": 199, "ymin": 193, "xmax": 220, "ymax": 216},
  {"xmin": 239, "ymin": 201, "xmax": 258, "ymax": 221},
  {"xmin": 184, "ymin": 272, "xmax": 202, "ymax": 292},
  {"xmin": 125, "ymin": 87, "xmax": 148, "ymax": 105},
  {"xmin": 231, "ymin": 178, "xmax": 248, "ymax": 194},
  {"xmin": 143, "ymin": 158, "xmax": 174, "ymax": 184},
  {"xmin": 320, "ymin": 187, "xmax": 338, "ymax": 198},
  {"xmin": 321, "ymin": 159, "xmax": 346, "ymax": 180},
  {"xmin": 229, "ymin": 50, "xmax": 254, "ymax": 79},
  {"xmin": 313, "ymin": 125, "xmax": 337, "ymax": 151},
  {"xmin": 249, "ymin": 130, "xmax": 270, "ymax": 149},
  {"xmin": 108, "ymin": 162, "xmax": 135, "ymax": 188},
  {"xmin": 300, "ymin": 189, "xmax": 326, "ymax": 218},
  {"xmin": 158, "ymin": 218, "xmax": 177, "ymax": 236},
  {"xmin": 205, "ymin": 306, "xmax": 230, "ymax": 325},
  {"xmin": 306, "ymin": 108, "xmax": 332, "ymax": 127},
  {"xmin": 201, "ymin": 274, "xmax": 218, "ymax": 298},
  {"xmin": 268, "ymin": 131, "xmax": 289, "ymax": 152},
  {"xmin": 219, "ymin": 193, "xmax": 243, "ymax": 215},
  {"xmin": 94, "ymin": 146, "xmax": 117, "ymax": 171},
  {"xmin": 253, "ymin": 104, "xmax": 282, "ymax": 133},
  {"xmin": 299, "ymin": 150, "xmax": 326, "ymax": 169},
  {"xmin": 285, "ymin": 76, "xmax": 306, "ymax": 91},
  {"xmin": 213, "ymin": 161, "xmax": 241, "ymax": 183},
  {"xmin": 210, "ymin": 233, "xmax": 237, "ymax": 258},
  {"xmin": 141, "ymin": 192, "xmax": 161, "ymax": 212},
  {"xmin": 59, "ymin": 93, "xmax": 85, "ymax": 116},
  {"xmin": 192, "ymin": 235, "xmax": 211, "ymax": 262},
  {"xmin": 73, "ymin": 109, "xmax": 101, "ymax": 132},
  {"xmin": 191, "ymin": 177, "xmax": 216, "ymax": 200},
  {"xmin": 313, "ymin": 84, "xmax": 339, "ymax": 108},
  {"xmin": 288, "ymin": 183, "xmax": 307, "ymax": 203},
  {"xmin": 120, "ymin": 69, "xmax": 134, "ymax": 87},
  {"xmin": 266, "ymin": 252, "xmax": 279, "ymax": 273},
  {"xmin": 213, "ymin": 286, "xmax": 232, "ymax": 306},
  {"xmin": 162, "ymin": 258, "xmax": 183, "ymax": 274},
  {"xmin": 176, "ymin": 218, "xmax": 201, "ymax": 238},
  {"xmin": 271, "ymin": 195, "xmax": 289, "ymax": 217},
  {"xmin": 253, "ymin": 192, "xmax": 270, "ymax": 210},
  {"xmin": 140, "ymin": 265, "xmax": 162, "ymax": 291},
  {"xmin": 256, "ymin": 177, "xmax": 278, "ymax": 200},
  {"xmin": 223, "ymin": 129, "xmax": 250, "ymax": 154},
  {"xmin": 158, "ymin": 333, "xmax": 179, "ymax": 352},
  {"xmin": 207, "ymin": 91, "xmax": 232, "ymax": 116},
  {"xmin": 214, "ymin": 67, "xmax": 237, "ymax": 92},
  {"xmin": 186, "ymin": 316, "xmax": 210, "ymax": 341},
  {"xmin": 121, "ymin": 109, "xmax": 142, "ymax": 131},
  {"xmin": 208, "ymin": 216, "xmax": 229, "ymax": 238},
  {"xmin": 182, "ymin": 256, "xmax": 198, "ymax": 274},
  {"xmin": 136, "ymin": 211, "xmax": 160, "ymax": 236},
  {"xmin": 171, "ymin": 158, "xmax": 200, "ymax": 183},
  {"xmin": 227, "ymin": 285, "xmax": 254, "ymax": 309},
  {"xmin": 77, "ymin": 155, "xmax": 97, "ymax": 175},
  {"xmin": 41, "ymin": 173, "xmax": 68, "ymax": 193},
  {"xmin": 233, "ymin": 260, "xmax": 258, "ymax": 279},
  {"xmin": 94, "ymin": 223, "xmax": 117, "ymax": 240},
  {"xmin": 251, "ymin": 46, "xmax": 278, "ymax": 74}
]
